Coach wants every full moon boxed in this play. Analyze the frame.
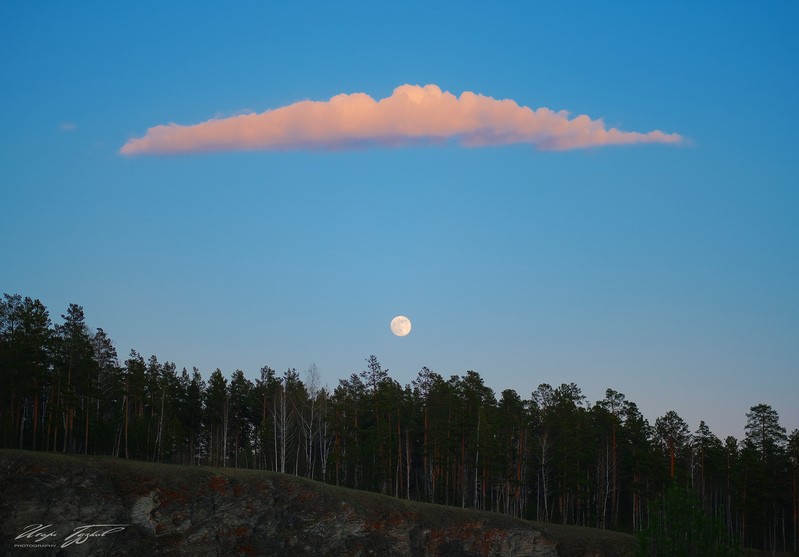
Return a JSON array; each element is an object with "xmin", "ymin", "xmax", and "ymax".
[{"xmin": 390, "ymin": 315, "xmax": 412, "ymax": 337}]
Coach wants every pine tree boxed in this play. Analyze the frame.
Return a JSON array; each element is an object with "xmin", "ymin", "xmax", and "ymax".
[
  {"xmin": 787, "ymin": 429, "xmax": 799, "ymax": 554},
  {"xmin": 55, "ymin": 304, "xmax": 97, "ymax": 454},
  {"xmin": 655, "ymin": 411, "xmax": 690, "ymax": 482},
  {"xmin": 0, "ymin": 295, "xmax": 53, "ymax": 450},
  {"xmin": 598, "ymin": 389, "xmax": 628, "ymax": 527},
  {"xmin": 91, "ymin": 328, "xmax": 121, "ymax": 456},
  {"xmin": 205, "ymin": 369, "xmax": 229, "ymax": 467},
  {"xmin": 742, "ymin": 403, "xmax": 788, "ymax": 551},
  {"xmin": 744, "ymin": 403, "xmax": 787, "ymax": 460},
  {"xmin": 253, "ymin": 365, "xmax": 278, "ymax": 470},
  {"xmin": 228, "ymin": 370, "xmax": 254, "ymax": 468}
]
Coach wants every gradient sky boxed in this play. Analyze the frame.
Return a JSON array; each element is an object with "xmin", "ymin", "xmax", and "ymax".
[{"xmin": 2, "ymin": 2, "xmax": 797, "ymax": 440}]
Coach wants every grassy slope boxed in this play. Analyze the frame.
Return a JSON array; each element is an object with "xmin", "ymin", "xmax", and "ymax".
[{"xmin": 1, "ymin": 449, "xmax": 638, "ymax": 557}]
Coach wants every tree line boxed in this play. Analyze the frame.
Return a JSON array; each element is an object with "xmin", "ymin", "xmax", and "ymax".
[{"xmin": 1, "ymin": 293, "xmax": 798, "ymax": 554}]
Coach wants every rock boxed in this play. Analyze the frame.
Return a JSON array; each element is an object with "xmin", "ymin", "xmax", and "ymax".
[{"xmin": 0, "ymin": 450, "xmax": 633, "ymax": 557}]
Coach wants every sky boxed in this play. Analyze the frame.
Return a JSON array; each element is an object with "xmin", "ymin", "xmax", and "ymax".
[{"xmin": 2, "ymin": 1, "xmax": 797, "ymax": 440}]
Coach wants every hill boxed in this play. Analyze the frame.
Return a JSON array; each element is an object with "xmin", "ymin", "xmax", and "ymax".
[{"xmin": 0, "ymin": 449, "xmax": 635, "ymax": 556}]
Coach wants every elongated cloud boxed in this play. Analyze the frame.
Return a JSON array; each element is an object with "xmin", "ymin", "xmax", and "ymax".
[{"xmin": 120, "ymin": 84, "xmax": 682, "ymax": 155}]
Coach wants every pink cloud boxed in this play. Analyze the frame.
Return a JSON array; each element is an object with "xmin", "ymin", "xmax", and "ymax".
[{"xmin": 119, "ymin": 84, "xmax": 683, "ymax": 155}]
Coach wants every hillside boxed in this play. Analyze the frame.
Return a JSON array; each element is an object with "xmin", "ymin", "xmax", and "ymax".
[{"xmin": 0, "ymin": 449, "xmax": 637, "ymax": 557}]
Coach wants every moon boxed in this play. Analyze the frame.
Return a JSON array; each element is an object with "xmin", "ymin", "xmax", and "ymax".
[{"xmin": 390, "ymin": 315, "xmax": 412, "ymax": 337}]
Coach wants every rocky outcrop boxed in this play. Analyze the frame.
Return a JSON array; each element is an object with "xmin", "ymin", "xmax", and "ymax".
[{"xmin": 0, "ymin": 450, "xmax": 633, "ymax": 556}]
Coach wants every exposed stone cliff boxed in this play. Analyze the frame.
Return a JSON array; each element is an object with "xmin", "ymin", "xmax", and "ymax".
[{"xmin": 0, "ymin": 450, "xmax": 634, "ymax": 556}]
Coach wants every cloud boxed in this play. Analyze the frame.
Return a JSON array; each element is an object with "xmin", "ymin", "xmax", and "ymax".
[{"xmin": 120, "ymin": 84, "xmax": 683, "ymax": 155}]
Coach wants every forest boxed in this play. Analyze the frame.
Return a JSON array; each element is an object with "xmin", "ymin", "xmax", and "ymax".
[{"xmin": 1, "ymin": 293, "xmax": 797, "ymax": 555}]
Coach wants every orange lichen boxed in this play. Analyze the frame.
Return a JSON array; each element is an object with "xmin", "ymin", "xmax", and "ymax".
[
  {"xmin": 209, "ymin": 475, "xmax": 228, "ymax": 493},
  {"xmin": 235, "ymin": 544, "xmax": 258, "ymax": 555}
]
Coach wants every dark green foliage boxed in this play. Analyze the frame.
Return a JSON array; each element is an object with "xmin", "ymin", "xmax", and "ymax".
[
  {"xmin": 0, "ymin": 294, "xmax": 53, "ymax": 450},
  {"xmin": 1, "ymin": 292, "xmax": 797, "ymax": 554},
  {"xmin": 636, "ymin": 484, "xmax": 740, "ymax": 557}
]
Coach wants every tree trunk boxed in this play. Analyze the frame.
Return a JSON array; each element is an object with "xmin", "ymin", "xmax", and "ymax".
[
  {"xmin": 223, "ymin": 396, "xmax": 229, "ymax": 468},
  {"xmin": 473, "ymin": 413, "xmax": 481, "ymax": 509},
  {"xmin": 611, "ymin": 422, "xmax": 618, "ymax": 526},
  {"xmin": 123, "ymin": 390, "xmax": 129, "ymax": 460},
  {"xmin": 32, "ymin": 392, "xmax": 39, "ymax": 451},
  {"xmin": 669, "ymin": 437, "xmax": 676, "ymax": 480},
  {"xmin": 84, "ymin": 395, "xmax": 89, "ymax": 454}
]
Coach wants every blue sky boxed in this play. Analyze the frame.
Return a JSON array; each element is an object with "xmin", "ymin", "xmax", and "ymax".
[{"xmin": 2, "ymin": 1, "xmax": 797, "ymax": 439}]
